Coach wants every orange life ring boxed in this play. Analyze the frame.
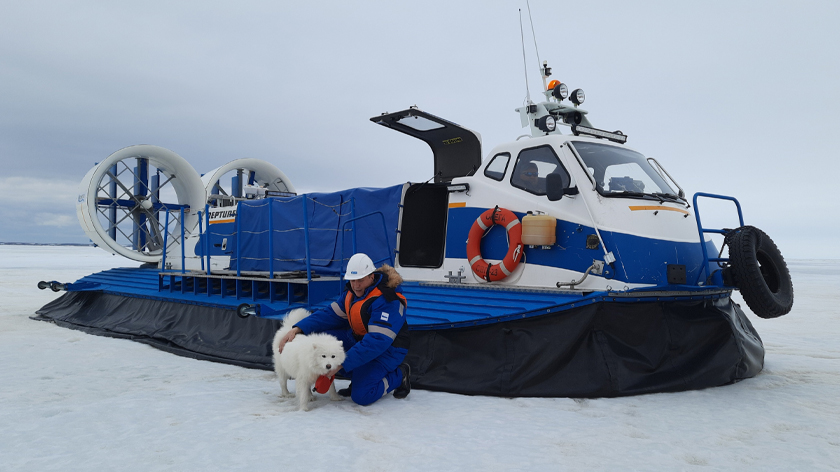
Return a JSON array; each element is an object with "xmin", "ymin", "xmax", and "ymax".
[{"xmin": 466, "ymin": 207, "xmax": 523, "ymax": 282}]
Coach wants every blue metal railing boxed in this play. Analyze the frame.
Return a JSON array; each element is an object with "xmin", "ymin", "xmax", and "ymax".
[
  {"xmin": 302, "ymin": 197, "xmax": 312, "ymax": 282},
  {"xmin": 268, "ymin": 199, "xmax": 274, "ymax": 280},
  {"xmin": 198, "ymin": 209, "xmax": 204, "ymax": 272},
  {"xmin": 230, "ymin": 196, "xmax": 314, "ymax": 282},
  {"xmin": 154, "ymin": 204, "xmax": 192, "ymax": 273},
  {"xmin": 692, "ymin": 192, "xmax": 745, "ymax": 284},
  {"xmin": 156, "ymin": 196, "xmax": 398, "ymax": 309},
  {"xmin": 235, "ymin": 203, "xmax": 241, "ymax": 277},
  {"xmin": 179, "ymin": 207, "xmax": 185, "ymax": 273},
  {"xmin": 339, "ymin": 210, "xmax": 394, "ymax": 289},
  {"xmin": 161, "ymin": 210, "xmax": 170, "ymax": 270},
  {"xmin": 204, "ymin": 204, "xmax": 211, "ymax": 275},
  {"xmin": 169, "ymin": 196, "xmax": 393, "ymax": 286}
]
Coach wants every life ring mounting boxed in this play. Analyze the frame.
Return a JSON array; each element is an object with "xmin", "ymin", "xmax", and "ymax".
[{"xmin": 466, "ymin": 207, "xmax": 524, "ymax": 282}]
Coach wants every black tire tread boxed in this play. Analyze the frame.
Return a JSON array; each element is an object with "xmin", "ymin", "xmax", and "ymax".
[{"xmin": 727, "ymin": 226, "xmax": 793, "ymax": 318}]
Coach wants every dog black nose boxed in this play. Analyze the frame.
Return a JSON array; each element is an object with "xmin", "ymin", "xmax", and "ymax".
[{"xmin": 326, "ymin": 364, "xmax": 332, "ymax": 370}]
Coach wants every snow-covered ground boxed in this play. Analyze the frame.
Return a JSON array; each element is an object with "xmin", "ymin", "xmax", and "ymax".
[{"xmin": 1, "ymin": 246, "xmax": 838, "ymax": 471}]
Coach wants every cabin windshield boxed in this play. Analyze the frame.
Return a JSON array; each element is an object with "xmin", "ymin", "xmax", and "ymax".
[{"xmin": 570, "ymin": 141, "xmax": 682, "ymax": 202}]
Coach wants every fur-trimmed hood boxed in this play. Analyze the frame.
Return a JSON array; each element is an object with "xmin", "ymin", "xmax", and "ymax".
[{"xmin": 375, "ymin": 264, "xmax": 403, "ymax": 288}]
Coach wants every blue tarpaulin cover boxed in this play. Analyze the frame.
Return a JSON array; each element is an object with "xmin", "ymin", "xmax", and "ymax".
[{"xmin": 230, "ymin": 185, "xmax": 404, "ymax": 275}]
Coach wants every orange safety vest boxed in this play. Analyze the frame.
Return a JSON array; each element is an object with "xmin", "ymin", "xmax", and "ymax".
[{"xmin": 344, "ymin": 287, "xmax": 407, "ymax": 337}]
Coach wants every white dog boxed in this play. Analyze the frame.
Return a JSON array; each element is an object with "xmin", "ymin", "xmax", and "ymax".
[{"xmin": 271, "ymin": 308, "xmax": 346, "ymax": 411}]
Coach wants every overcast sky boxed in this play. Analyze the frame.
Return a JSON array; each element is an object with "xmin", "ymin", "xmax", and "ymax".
[{"xmin": 1, "ymin": 0, "xmax": 838, "ymax": 259}]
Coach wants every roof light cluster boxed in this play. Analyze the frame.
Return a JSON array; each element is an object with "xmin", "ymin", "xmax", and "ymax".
[
  {"xmin": 536, "ymin": 115, "xmax": 556, "ymax": 133},
  {"xmin": 547, "ymin": 80, "xmax": 585, "ymax": 106}
]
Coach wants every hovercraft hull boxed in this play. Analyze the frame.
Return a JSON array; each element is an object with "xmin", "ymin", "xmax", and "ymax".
[{"xmin": 34, "ymin": 268, "xmax": 763, "ymax": 398}]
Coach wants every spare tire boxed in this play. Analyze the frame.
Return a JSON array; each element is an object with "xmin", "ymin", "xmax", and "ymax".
[{"xmin": 726, "ymin": 226, "xmax": 793, "ymax": 318}]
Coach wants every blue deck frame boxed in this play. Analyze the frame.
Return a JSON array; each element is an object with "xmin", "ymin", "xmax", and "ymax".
[{"xmin": 64, "ymin": 267, "xmax": 732, "ymax": 330}]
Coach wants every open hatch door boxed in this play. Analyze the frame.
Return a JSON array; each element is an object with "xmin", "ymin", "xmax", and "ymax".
[{"xmin": 371, "ymin": 108, "xmax": 482, "ymax": 183}]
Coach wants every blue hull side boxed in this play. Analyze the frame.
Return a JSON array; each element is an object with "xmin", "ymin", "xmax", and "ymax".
[{"xmin": 446, "ymin": 207, "xmax": 718, "ymax": 285}]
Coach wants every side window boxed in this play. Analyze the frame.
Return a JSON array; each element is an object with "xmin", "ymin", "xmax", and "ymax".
[
  {"xmin": 483, "ymin": 153, "xmax": 511, "ymax": 181},
  {"xmin": 511, "ymin": 146, "xmax": 570, "ymax": 196}
]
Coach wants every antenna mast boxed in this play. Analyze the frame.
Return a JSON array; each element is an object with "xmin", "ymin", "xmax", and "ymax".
[
  {"xmin": 525, "ymin": 0, "xmax": 549, "ymax": 93},
  {"xmin": 519, "ymin": 9, "xmax": 531, "ymax": 105}
]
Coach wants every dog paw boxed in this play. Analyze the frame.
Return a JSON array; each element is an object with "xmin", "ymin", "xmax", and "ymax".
[{"xmin": 281, "ymin": 392, "xmax": 294, "ymax": 398}]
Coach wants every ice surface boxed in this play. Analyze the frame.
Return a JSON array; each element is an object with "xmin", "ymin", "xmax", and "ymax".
[{"xmin": 1, "ymin": 247, "xmax": 839, "ymax": 470}]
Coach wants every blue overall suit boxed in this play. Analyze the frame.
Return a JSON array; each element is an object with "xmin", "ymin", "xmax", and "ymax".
[{"xmin": 293, "ymin": 270, "xmax": 409, "ymax": 406}]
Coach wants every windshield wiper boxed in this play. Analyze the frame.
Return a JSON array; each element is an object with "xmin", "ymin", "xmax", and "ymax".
[
  {"xmin": 652, "ymin": 192, "xmax": 687, "ymax": 204},
  {"xmin": 605, "ymin": 191, "xmax": 685, "ymax": 204},
  {"xmin": 605, "ymin": 190, "xmax": 650, "ymax": 199}
]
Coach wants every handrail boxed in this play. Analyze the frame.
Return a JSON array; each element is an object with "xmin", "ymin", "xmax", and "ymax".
[
  {"xmin": 268, "ymin": 199, "xmax": 274, "ymax": 280},
  {"xmin": 198, "ymin": 209, "xmax": 204, "ymax": 272},
  {"xmin": 565, "ymin": 143, "xmax": 615, "ymax": 264},
  {"xmin": 647, "ymin": 157, "xmax": 687, "ymax": 202},
  {"xmin": 199, "ymin": 196, "xmax": 311, "ymax": 279},
  {"xmin": 186, "ymin": 196, "xmax": 387, "ymax": 284},
  {"xmin": 350, "ymin": 198, "xmax": 357, "ymax": 255},
  {"xmin": 692, "ymin": 192, "xmax": 745, "ymax": 284},
  {"xmin": 566, "ymin": 142, "xmax": 597, "ymax": 191},
  {"xmin": 236, "ymin": 201, "xmax": 242, "ymax": 277},
  {"xmin": 161, "ymin": 210, "xmax": 169, "ymax": 270},
  {"xmin": 204, "ymin": 204, "xmax": 211, "ymax": 275},
  {"xmin": 157, "ymin": 205, "xmax": 194, "ymax": 273},
  {"xmin": 302, "ymin": 197, "xmax": 312, "ymax": 282}
]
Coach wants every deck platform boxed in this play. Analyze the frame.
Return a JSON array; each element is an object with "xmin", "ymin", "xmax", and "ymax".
[{"xmin": 63, "ymin": 267, "xmax": 732, "ymax": 330}]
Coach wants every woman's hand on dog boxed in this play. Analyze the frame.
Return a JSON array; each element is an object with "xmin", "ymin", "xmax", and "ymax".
[{"xmin": 278, "ymin": 327, "xmax": 303, "ymax": 353}]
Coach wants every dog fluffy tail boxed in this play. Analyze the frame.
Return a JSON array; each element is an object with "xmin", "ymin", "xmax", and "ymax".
[
  {"xmin": 272, "ymin": 308, "xmax": 312, "ymax": 356},
  {"xmin": 282, "ymin": 308, "xmax": 311, "ymax": 328}
]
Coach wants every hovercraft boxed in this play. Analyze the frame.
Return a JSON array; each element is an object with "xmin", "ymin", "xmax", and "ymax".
[{"xmin": 35, "ymin": 61, "xmax": 793, "ymax": 398}]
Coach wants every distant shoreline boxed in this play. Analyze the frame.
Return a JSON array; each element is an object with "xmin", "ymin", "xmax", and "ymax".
[{"xmin": 0, "ymin": 242, "xmax": 93, "ymax": 247}]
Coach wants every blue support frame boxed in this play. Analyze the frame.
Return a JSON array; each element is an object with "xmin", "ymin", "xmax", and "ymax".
[
  {"xmin": 268, "ymin": 199, "xmax": 274, "ymax": 280},
  {"xmin": 109, "ymin": 165, "xmax": 118, "ymax": 241},
  {"xmin": 204, "ymin": 204, "xmax": 211, "ymax": 275},
  {"xmin": 133, "ymin": 159, "xmax": 149, "ymax": 251},
  {"xmin": 236, "ymin": 200, "xmax": 242, "ymax": 278},
  {"xmin": 350, "ymin": 198, "xmax": 357, "ymax": 255},
  {"xmin": 156, "ymin": 194, "xmax": 358, "ymax": 311},
  {"xmin": 198, "ymin": 210, "xmax": 204, "ymax": 272},
  {"xmin": 180, "ymin": 207, "xmax": 186, "ymax": 274},
  {"xmin": 339, "ymin": 210, "xmax": 394, "ymax": 291},
  {"xmin": 161, "ymin": 210, "xmax": 170, "ymax": 271},
  {"xmin": 150, "ymin": 172, "xmax": 160, "ymax": 235},
  {"xmin": 302, "ymin": 197, "xmax": 312, "ymax": 282},
  {"xmin": 692, "ymin": 192, "xmax": 745, "ymax": 284},
  {"xmin": 232, "ymin": 172, "xmax": 242, "ymax": 199}
]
